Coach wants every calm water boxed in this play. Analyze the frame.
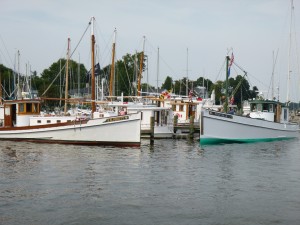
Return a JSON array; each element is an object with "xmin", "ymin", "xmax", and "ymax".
[{"xmin": 1, "ymin": 135, "xmax": 300, "ymax": 225}]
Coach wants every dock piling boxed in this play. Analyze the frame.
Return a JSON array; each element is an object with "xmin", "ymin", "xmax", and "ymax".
[{"xmin": 150, "ymin": 116, "xmax": 154, "ymax": 144}]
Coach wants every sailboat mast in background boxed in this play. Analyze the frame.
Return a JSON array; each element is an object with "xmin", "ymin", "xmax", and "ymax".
[
  {"xmin": 286, "ymin": 0, "xmax": 294, "ymax": 104},
  {"xmin": 109, "ymin": 28, "xmax": 116, "ymax": 97},
  {"xmin": 91, "ymin": 17, "xmax": 96, "ymax": 114},
  {"xmin": 137, "ymin": 36, "xmax": 145, "ymax": 96},
  {"xmin": 64, "ymin": 38, "xmax": 70, "ymax": 115}
]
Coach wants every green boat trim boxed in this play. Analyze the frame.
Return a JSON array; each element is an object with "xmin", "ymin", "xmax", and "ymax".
[{"xmin": 200, "ymin": 137, "xmax": 295, "ymax": 145}]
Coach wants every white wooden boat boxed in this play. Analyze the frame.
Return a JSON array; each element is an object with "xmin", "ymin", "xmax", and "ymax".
[
  {"xmin": 200, "ymin": 49, "xmax": 299, "ymax": 145},
  {"xmin": 0, "ymin": 99, "xmax": 141, "ymax": 147},
  {"xmin": 0, "ymin": 18, "xmax": 141, "ymax": 147},
  {"xmin": 200, "ymin": 99, "xmax": 299, "ymax": 145}
]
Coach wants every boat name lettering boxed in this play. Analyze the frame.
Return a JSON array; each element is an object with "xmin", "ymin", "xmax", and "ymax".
[
  {"xmin": 105, "ymin": 116, "xmax": 129, "ymax": 123},
  {"xmin": 209, "ymin": 111, "xmax": 233, "ymax": 119}
]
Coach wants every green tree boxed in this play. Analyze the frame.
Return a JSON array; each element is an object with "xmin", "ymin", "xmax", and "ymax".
[
  {"xmin": 161, "ymin": 76, "xmax": 173, "ymax": 91},
  {"xmin": 211, "ymin": 80, "xmax": 224, "ymax": 105},
  {"xmin": 105, "ymin": 52, "xmax": 146, "ymax": 97},
  {"xmin": 195, "ymin": 76, "xmax": 214, "ymax": 96},
  {"xmin": 39, "ymin": 59, "xmax": 87, "ymax": 109},
  {"xmin": 0, "ymin": 64, "xmax": 14, "ymax": 99}
]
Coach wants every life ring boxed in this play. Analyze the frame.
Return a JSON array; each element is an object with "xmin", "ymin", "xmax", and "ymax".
[{"xmin": 175, "ymin": 113, "xmax": 182, "ymax": 118}]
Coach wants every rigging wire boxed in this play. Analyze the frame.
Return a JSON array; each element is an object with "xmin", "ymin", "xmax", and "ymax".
[
  {"xmin": 291, "ymin": 5, "xmax": 300, "ymax": 101},
  {"xmin": 145, "ymin": 39, "xmax": 182, "ymax": 88},
  {"xmin": 233, "ymin": 61, "xmax": 269, "ymax": 90},
  {"xmin": 0, "ymin": 35, "xmax": 14, "ymax": 68},
  {"xmin": 41, "ymin": 20, "xmax": 92, "ymax": 96},
  {"xmin": 266, "ymin": 49, "xmax": 279, "ymax": 100},
  {"xmin": 214, "ymin": 58, "xmax": 226, "ymax": 82}
]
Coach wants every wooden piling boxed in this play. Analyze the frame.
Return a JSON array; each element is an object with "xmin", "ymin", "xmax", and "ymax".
[
  {"xmin": 173, "ymin": 114, "xmax": 178, "ymax": 133},
  {"xmin": 150, "ymin": 116, "xmax": 154, "ymax": 144},
  {"xmin": 189, "ymin": 115, "xmax": 194, "ymax": 139}
]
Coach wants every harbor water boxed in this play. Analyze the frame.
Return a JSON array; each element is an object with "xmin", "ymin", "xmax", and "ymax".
[{"xmin": 1, "ymin": 135, "xmax": 300, "ymax": 225}]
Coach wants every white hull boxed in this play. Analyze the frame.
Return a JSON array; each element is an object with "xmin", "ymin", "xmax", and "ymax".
[
  {"xmin": 154, "ymin": 125, "xmax": 173, "ymax": 138},
  {"xmin": 140, "ymin": 125, "xmax": 173, "ymax": 139},
  {"xmin": 200, "ymin": 110, "xmax": 299, "ymax": 145},
  {"xmin": 0, "ymin": 114, "xmax": 141, "ymax": 146},
  {"xmin": 110, "ymin": 103, "xmax": 174, "ymax": 139}
]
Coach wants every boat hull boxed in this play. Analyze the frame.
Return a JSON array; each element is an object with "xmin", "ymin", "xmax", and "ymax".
[
  {"xmin": 200, "ymin": 110, "xmax": 299, "ymax": 145},
  {"xmin": 0, "ymin": 114, "xmax": 141, "ymax": 147}
]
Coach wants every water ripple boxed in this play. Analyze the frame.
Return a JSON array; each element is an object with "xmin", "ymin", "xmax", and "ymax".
[{"xmin": 1, "ymin": 138, "xmax": 300, "ymax": 225}]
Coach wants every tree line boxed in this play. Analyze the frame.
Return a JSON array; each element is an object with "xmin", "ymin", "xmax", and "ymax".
[{"xmin": 0, "ymin": 52, "xmax": 259, "ymax": 109}]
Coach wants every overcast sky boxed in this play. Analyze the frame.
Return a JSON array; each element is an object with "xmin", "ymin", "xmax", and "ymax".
[{"xmin": 1, "ymin": 0, "xmax": 299, "ymax": 102}]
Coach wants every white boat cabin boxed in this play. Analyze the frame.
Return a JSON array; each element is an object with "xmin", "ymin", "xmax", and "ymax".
[
  {"xmin": 107, "ymin": 101, "xmax": 173, "ymax": 130},
  {"xmin": 1, "ymin": 100, "xmax": 77, "ymax": 128},
  {"xmin": 1, "ymin": 99, "xmax": 41, "ymax": 127},
  {"xmin": 248, "ymin": 100, "xmax": 289, "ymax": 123},
  {"xmin": 149, "ymin": 97, "xmax": 202, "ymax": 124}
]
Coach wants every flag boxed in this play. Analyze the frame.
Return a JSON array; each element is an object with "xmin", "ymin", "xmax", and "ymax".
[
  {"xmin": 228, "ymin": 52, "xmax": 234, "ymax": 77},
  {"xmin": 160, "ymin": 90, "xmax": 171, "ymax": 99},
  {"xmin": 230, "ymin": 95, "xmax": 234, "ymax": 105},
  {"xmin": 188, "ymin": 90, "xmax": 193, "ymax": 99},
  {"xmin": 85, "ymin": 62, "xmax": 101, "ymax": 83},
  {"xmin": 95, "ymin": 63, "xmax": 101, "ymax": 77},
  {"xmin": 85, "ymin": 70, "xmax": 91, "ymax": 83}
]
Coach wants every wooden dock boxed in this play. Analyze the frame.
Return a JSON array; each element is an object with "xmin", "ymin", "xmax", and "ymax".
[{"xmin": 143, "ymin": 115, "xmax": 200, "ymax": 142}]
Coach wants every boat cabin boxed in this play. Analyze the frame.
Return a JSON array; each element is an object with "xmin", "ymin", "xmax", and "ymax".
[
  {"xmin": 2, "ymin": 99, "xmax": 41, "ymax": 127},
  {"xmin": 1, "ymin": 99, "xmax": 80, "ymax": 128},
  {"xmin": 167, "ymin": 99, "xmax": 202, "ymax": 123},
  {"xmin": 249, "ymin": 100, "xmax": 289, "ymax": 123}
]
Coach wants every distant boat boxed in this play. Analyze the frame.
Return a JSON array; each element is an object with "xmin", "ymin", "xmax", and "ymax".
[
  {"xmin": 108, "ymin": 101, "xmax": 174, "ymax": 138},
  {"xmin": 0, "ymin": 17, "xmax": 141, "ymax": 147},
  {"xmin": 200, "ymin": 55, "xmax": 299, "ymax": 145},
  {"xmin": 200, "ymin": 99, "xmax": 299, "ymax": 145}
]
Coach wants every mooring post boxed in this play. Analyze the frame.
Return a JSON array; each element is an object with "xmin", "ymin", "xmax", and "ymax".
[
  {"xmin": 189, "ymin": 115, "xmax": 194, "ymax": 139},
  {"xmin": 173, "ymin": 114, "xmax": 178, "ymax": 133},
  {"xmin": 150, "ymin": 116, "xmax": 154, "ymax": 144}
]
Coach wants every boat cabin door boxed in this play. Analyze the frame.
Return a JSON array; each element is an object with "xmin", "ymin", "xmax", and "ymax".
[
  {"xmin": 4, "ymin": 104, "xmax": 16, "ymax": 127},
  {"xmin": 188, "ymin": 104, "xmax": 196, "ymax": 118},
  {"xmin": 281, "ymin": 107, "xmax": 289, "ymax": 124}
]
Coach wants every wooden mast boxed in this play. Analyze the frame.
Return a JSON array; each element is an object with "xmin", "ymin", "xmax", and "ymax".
[
  {"xmin": 109, "ymin": 28, "xmax": 116, "ymax": 97},
  {"xmin": 186, "ymin": 48, "xmax": 189, "ymax": 96},
  {"xmin": 64, "ymin": 38, "xmax": 70, "ymax": 115},
  {"xmin": 137, "ymin": 36, "xmax": 145, "ymax": 96},
  {"xmin": 91, "ymin": 17, "xmax": 96, "ymax": 114}
]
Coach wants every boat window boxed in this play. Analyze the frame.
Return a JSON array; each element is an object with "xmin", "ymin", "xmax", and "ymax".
[
  {"xmin": 19, "ymin": 103, "xmax": 25, "ymax": 113},
  {"xmin": 179, "ymin": 105, "xmax": 184, "ymax": 111},
  {"xmin": 37, "ymin": 120, "xmax": 41, "ymax": 123},
  {"xmin": 251, "ymin": 104, "xmax": 257, "ymax": 112},
  {"xmin": 5, "ymin": 106, "xmax": 10, "ymax": 115},
  {"xmin": 57, "ymin": 120, "xmax": 61, "ymax": 123},
  {"xmin": 284, "ymin": 108, "xmax": 287, "ymax": 121},
  {"xmin": 269, "ymin": 104, "xmax": 274, "ymax": 113},
  {"xmin": 263, "ymin": 104, "xmax": 268, "ymax": 112},
  {"xmin": 257, "ymin": 104, "xmax": 262, "ymax": 112},
  {"xmin": 140, "ymin": 112, "xmax": 143, "ymax": 120},
  {"xmin": 47, "ymin": 120, "xmax": 51, "ymax": 123},
  {"xmin": 26, "ymin": 103, "xmax": 32, "ymax": 113},
  {"xmin": 33, "ymin": 103, "xmax": 39, "ymax": 113}
]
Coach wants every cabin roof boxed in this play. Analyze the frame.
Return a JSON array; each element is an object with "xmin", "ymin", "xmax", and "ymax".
[
  {"xmin": 3, "ymin": 99, "xmax": 42, "ymax": 105},
  {"xmin": 249, "ymin": 99, "xmax": 281, "ymax": 105}
]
